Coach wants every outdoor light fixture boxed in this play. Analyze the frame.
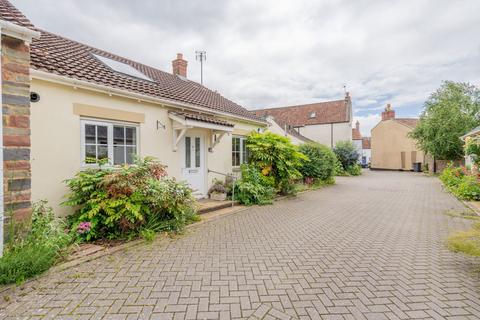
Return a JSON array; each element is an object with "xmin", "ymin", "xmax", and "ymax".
[{"xmin": 157, "ymin": 120, "xmax": 166, "ymax": 130}]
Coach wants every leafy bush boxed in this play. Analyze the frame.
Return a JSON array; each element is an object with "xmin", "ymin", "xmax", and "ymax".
[
  {"xmin": 0, "ymin": 201, "xmax": 72, "ymax": 285},
  {"xmin": 63, "ymin": 157, "xmax": 197, "ymax": 240},
  {"xmin": 246, "ymin": 132, "xmax": 307, "ymax": 195},
  {"xmin": 298, "ymin": 143, "xmax": 337, "ymax": 181},
  {"xmin": 208, "ymin": 179, "xmax": 227, "ymax": 195},
  {"xmin": 333, "ymin": 141, "xmax": 359, "ymax": 170},
  {"xmin": 234, "ymin": 164, "xmax": 275, "ymax": 205},
  {"xmin": 333, "ymin": 158, "xmax": 348, "ymax": 176},
  {"xmin": 448, "ymin": 222, "xmax": 480, "ymax": 256},
  {"xmin": 347, "ymin": 163, "xmax": 362, "ymax": 176},
  {"xmin": 439, "ymin": 164, "xmax": 480, "ymax": 200}
]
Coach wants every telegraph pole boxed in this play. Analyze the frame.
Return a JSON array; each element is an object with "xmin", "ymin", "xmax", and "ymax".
[{"xmin": 195, "ymin": 50, "xmax": 206, "ymax": 85}]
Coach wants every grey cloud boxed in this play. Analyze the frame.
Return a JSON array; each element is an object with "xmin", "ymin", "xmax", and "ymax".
[{"xmin": 11, "ymin": 0, "xmax": 480, "ymax": 130}]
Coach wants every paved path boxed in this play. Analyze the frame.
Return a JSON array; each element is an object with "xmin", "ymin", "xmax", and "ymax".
[{"xmin": 2, "ymin": 171, "xmax": 480, "ymax": 320}]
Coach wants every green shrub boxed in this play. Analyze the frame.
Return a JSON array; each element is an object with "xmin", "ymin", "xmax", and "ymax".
[
  {"xmin": 246, "ymin": 132, "xmax": 307, "ymax": 195},
  {"xmin": 234, "ymin": 164, "xmax": 275, "ymax": 205},
  {"xmin": 439, "ymin": 164, "xmax": 480, "ymax": 201},
  {"xmin": 347, "ymin": 163, "xmax": 362, "ymax": 176},
  {"xmin": 333, "ymin": 158, "xmax": 348, "ymax": 176},
  {"xmin": 0, "ymin": 201, "xmax": 72, "ymax": 285},
  {"xmin": 298, "ymin": 143, "xmax": 337, "ymax": 181},
  {"xmin": 452, "ymin": 175, "xmax": 480, "ymax": 200},
  {"xmin": 333, "ymin": 141, "xmax": 359, "ymax": 170},
  {"xmin": 63, "ymin": 157, "xmax": 196, "ymax": 240}
]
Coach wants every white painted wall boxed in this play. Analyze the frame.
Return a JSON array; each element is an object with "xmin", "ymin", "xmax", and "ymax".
[
  {"xmin": 353, "ymin": 139, "xmax": 363, "ymax": 162},
  {"xmin": 297, "ymin": 122, "xmax": 352, "ymax": 147},
  {"xmin": 362, "ymin": 149, "xmax": 371, "ymax": 166},
  {"xmin": 30, "ymin": 79, "xmax": 262, "ymax": 215}
]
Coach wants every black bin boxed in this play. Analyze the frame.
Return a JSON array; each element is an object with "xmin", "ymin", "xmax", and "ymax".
[{"xmin": 413, "ymin": 162, "xmax": 422, "ymax": 172}]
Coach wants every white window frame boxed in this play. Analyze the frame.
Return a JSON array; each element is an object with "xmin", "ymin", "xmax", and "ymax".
[
  {"xmin": 232, "ymin": 136, "xmax": 248, "ymax": 167},
  {"xmin": 80, "ymin": 118, "xmax": 140, "ymax": 167}
]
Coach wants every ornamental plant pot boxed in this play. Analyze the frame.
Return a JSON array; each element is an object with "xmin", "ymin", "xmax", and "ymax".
[{"xmin": 210, "ymin": 192, "xmax": 227, "ymax": 201}]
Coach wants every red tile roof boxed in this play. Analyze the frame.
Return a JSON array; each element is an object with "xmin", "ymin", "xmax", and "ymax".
[
  {"xmin": 171, "ymin": 111, "xmax": 234, "ymax": 127},
  {"xmin": 0, "ymin": 0, "xmax": 34, "ymax": 28},
  {"xmin": 352, "ymin": 127, "xmax": 362, "ymax": 140},
  {"xmin": 362, "ymin": 137, "xmax": 371, "ymax": 149},
  {"xmin": 251, "ymin": 98, "xmax": 350, "ymax": 126},
  {"xmin": 395, "ymin": 118, "xmax": 419, "ymax": 128},
  {"xmin": 29, "ymin": 30, "xmax": 264, "ymax": 122}
]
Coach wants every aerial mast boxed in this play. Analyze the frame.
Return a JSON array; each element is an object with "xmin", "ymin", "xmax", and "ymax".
[{"xmin": 195, "ymin": 50, "xmax": 207, "ymax": 85}]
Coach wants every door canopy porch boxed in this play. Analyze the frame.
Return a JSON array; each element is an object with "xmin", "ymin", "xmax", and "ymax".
[{"xmin": 169, "ymin": 111, "xmax": 234, "ymax": 151}]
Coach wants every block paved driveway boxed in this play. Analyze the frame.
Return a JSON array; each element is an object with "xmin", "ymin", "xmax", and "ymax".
[{"xmin": 2, "ymin": 170, "xmax": 480, "ymax": 320}]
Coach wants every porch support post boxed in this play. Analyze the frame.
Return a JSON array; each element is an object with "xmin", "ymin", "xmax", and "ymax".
[{"xmin": 173, "ymin": 128, "xmax": 187, "ymax": 152}]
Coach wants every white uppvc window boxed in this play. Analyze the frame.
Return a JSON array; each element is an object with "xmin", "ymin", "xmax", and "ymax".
[
  {"xmin": 81, "ymin": 119, "xmax": 139, "ymax": 166},
  {"xmin": 232, "ymin": 136, "xmax": 248, "ymax": 167}
]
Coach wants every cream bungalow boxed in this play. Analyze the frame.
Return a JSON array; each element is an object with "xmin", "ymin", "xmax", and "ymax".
[{"xmin": 1, "ymin": 5, "xmax": 267, "ymax": 215}]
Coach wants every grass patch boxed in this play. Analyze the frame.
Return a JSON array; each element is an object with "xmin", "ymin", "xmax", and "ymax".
[
  {"xmin": 448, "ymin": 223, "xmax": 480, "ymax": 257},
  {"xmin": 444, "ymin": 209, "xmax": 480, "ymax": 220}
]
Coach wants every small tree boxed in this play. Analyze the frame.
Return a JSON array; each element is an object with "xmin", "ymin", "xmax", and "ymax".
[
  {"xmin": 409, "ymin": 81, "xmax": 480, "ymax": 160},
  {"xmin": 246, "ymin": 132, "xmax": 307, "ymax": 194},
  {"xmin": 333, "ymin": 141, "xmax": 359, "ymax": 170},
  {"xmin": 298, "ymin": 143, "xmax": 337, "ymax": 182}
]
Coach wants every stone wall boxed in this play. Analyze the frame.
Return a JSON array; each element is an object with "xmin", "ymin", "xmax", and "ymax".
[{"xmin": 1, "ymin": 34, "xmax": 32, "ymax": 231}]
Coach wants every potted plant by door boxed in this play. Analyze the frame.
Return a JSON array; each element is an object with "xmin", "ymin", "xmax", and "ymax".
[{"xmin": 208, "ymin": 179, "xmax": 227, "ymax": 201}]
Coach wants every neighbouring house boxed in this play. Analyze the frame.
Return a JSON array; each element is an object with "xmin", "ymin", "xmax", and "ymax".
[
  {"xmin": 262, "ymin": 115, "xmax": 312, "ymax": 145},
  {"xmin": 361, "ymin": 137, "xmax": 371, "ymax": 167},
  {"xmin": 0, "ymin": 1, "xmax": 267, "ymax": 217},
  {"xmin": 251, "ymin": 93, "xmax": 353, "ymax": 147},
  {"xmin": 352, "ymin": 120, "xmax": 363, "ymax": 162},
  {"xmin": 371, "ymin": 104, "xmax": 424, "ymax": 171},
  {"xmin": 0, "ymin": 0, "xmax": 41, "ymax": 255}
]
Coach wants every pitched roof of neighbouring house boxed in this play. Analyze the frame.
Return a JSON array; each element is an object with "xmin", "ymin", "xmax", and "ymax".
[
  {"xmin": 267, "ymin": 117, "xmax": 312, "ymax": 143},
  {"xmin": 362, "ymin": 137, "xmax": 371, "ymax": 149},
  {"xmin": 0, "ymin": 0, "xmax": 34, "ymax": 28},
  {"xmin": 0, "ymin": 1, "xmax": 263, "ymax": 123},
  {"xmin": 395, "ymin": 118, "xmax": 419, "ymax": 128},
  {"xmin": 251, "ymin": 97, "xmax": 351, "ymax": 126}
]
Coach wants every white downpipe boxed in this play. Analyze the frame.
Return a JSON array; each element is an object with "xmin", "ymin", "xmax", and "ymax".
[{"xmin": 0, "ymin": 26, "xmax": 4, "ymax": 257}]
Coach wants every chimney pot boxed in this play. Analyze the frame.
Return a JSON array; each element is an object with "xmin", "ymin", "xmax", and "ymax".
[
  {"xmin": 172, "ymin": 53, "xmax": 188, "ymax": 77},
  {"xmin": 381, "ymin": 103, "xmax": 395, "ymax": 121},
  {"xmin": 356, "ymin": 121, "xmax": 360, "ymax": 130}
]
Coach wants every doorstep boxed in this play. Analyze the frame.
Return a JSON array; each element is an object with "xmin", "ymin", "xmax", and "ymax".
[{"xmin": 197, "ymin": 198, "xmax": 236, "ymax": 214}]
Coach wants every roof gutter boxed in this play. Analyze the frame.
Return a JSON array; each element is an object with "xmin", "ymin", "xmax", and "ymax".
[{"xmin": 30, "ymin": 69, "xmax": 267, "ymax": 126}]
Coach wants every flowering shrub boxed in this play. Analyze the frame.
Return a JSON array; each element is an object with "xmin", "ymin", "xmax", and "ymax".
[
  {"xmin": 234, "ymin": 164, "xmax": 275, "ymax": 205},
  {"xmin": 63, "ymin": 157, "xmax": 197, "ymax": 240},
  {"xmin": 440, "ymin": 163, "xmax": 480, "ymax": 201},
  {"xmin": 246, "ymin": 132, "xmax": 307, "ymax": 195},
  {"xmin": 464, "ymin": 136, "xmax": 480, "ymax": 167}
]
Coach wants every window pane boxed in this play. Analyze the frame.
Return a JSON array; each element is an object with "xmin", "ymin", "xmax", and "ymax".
[
  {"xmin": 241, "ymin": 139, "xmax": 247, "ymax": 164},
  {"xmin": 97, "ymin": 125, "xmax": 108, "ymax": 145},
  {"xmin": 98, "ymin": 145, "xmax": 108, "ymax": 161},
  {"xmin": 113, "ymin": 126, "xmax": 125, "ymax": 145},
  {"xmin": 195, "ymin": 137, "xmax": 200, "ymax": 168},
  {"xmin": 233, "ymin": 152, "xmax": 240, "ymax": 167},
  {"xmin": 125, "ymin": 127, "xmax": 136, "ymax": 145},
  {"xmin": 85, "ymin": 144, "xmax": 96, "ymax": 161},
  {"xmin": 126, "ymin": 146, "xmax": 136, "ymax": 164},
  {"xmin": 85, "ymin": 125, "xmax": 96, "ymax": 144},
  {"xmin": 114, "ymin": 146, "xmax": 125, "ymax": 165},
  {"xmin": 185, "ymin": 137, "xmax": 191, "ymax": 168}
]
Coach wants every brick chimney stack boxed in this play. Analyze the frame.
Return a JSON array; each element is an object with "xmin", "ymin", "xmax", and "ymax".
[
  {"xmin": 381, "ymin": 103, "xmax": 395, "ymax": 121},
  {"xmin": 172, "ymin": 53, "xmax": 188, "ymax": 77}
]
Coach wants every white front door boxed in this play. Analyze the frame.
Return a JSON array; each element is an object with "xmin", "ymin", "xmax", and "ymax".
[{"xmin": 182, "ymin": 132, "xmax": 206, "ymax": 197}]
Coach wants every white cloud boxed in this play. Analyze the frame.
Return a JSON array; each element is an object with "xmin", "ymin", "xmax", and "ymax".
[{"xmin": 11, "ymin": 0, "xmax": 480, "ymax": 118}]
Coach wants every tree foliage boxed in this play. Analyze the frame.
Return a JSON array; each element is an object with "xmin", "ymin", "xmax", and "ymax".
[
  {"xmin": 332, "ymin": 140, "xmax": 359, "ymax": 170},
  {"xmin": 246, "ymin": 132, "xmax": 307, "ymax": 194},
  {"xmin": 409, "ymin": 81, "xmax": 480, "ymax": 160},
  {"xmin": 298, "ymin": 142, "xmax": 337, "ymax": 181}
]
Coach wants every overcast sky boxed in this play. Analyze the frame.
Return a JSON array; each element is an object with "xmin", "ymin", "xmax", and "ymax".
[{"xmin": 12, "ymin": 0, "xmax": 480, "ymax": 135}]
